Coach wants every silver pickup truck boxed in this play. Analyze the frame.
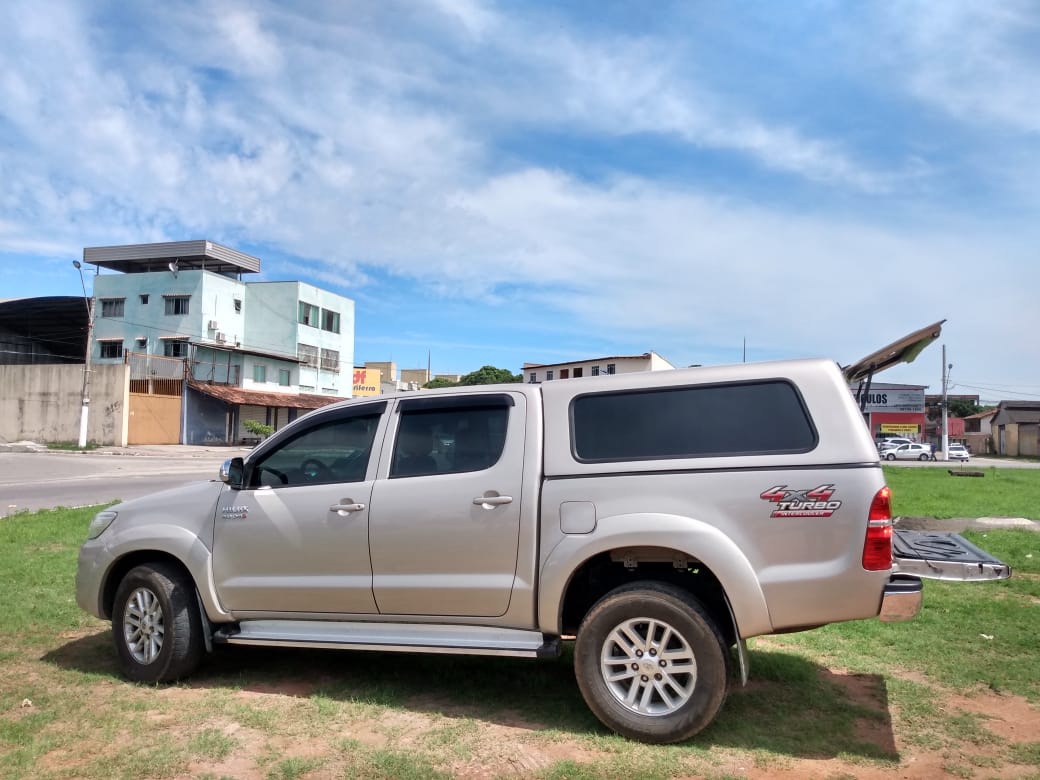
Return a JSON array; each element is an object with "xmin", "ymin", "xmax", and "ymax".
[{"xmin": 76, "ymin": 324, "xmax": 1010, "ymax": 743}]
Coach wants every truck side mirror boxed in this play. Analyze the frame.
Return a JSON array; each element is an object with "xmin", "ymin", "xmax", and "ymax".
[{"xmin": 220, "ymin": 457, "xmax": 245, "ymax": 488}]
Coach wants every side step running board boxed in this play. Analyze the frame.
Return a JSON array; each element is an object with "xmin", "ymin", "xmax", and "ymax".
[{"xmin": 213, "ymin": 620, "xmax": 561, "ymax": 659}]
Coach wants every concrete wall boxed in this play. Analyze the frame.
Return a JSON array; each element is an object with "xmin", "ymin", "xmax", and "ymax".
[{"xmin": 0, "ymin": 363, "xmax": 130, "ymax": 445}]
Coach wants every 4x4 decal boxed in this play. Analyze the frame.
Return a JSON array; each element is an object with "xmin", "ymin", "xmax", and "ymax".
[{"xmin": 760, "ymin": 485, "xmax": 842, "ymax": 517}]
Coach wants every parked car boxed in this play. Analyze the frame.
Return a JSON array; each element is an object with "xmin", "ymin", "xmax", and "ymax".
[
  {"xmin": 75, "ymin": 321, "xmax": 1011, "ymax": 744},
  {"xmin": 947, "ymin": 444, "xmax": 970, "ymax": 461},
  {"xmin": 877, "ymin": 437, "xmax": 913, "ymax": 452},
  {"xmin": 884, "ymin": 443, "xmax": 934, "ymax": 461}
]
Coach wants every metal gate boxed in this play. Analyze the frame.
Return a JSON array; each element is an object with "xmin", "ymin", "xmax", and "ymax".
[{"xmin": 127, "ymin": 352, "xmax": 184, "ymax": 444}]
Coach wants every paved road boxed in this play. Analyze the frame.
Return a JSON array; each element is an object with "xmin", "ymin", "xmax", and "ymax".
[
  {"xmin": 1, "ymin": 446, "xmax": 1036, "ymax": 518},
  {"xmin": 0, "ymin": 447, "xmax": 238, "ymax": 516}
]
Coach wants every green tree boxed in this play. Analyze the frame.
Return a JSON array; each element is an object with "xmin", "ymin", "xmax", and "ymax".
[
  {"xmin": 458, "ymin": 365, "xmax": 521, "ymax": 385},
  {"xmin": 423, "ymin": 377, "xmax": 458, "ymax": 389},
  {"xmin": 947, "ymin": 397, "xmax": 983, "ymax": 418}
]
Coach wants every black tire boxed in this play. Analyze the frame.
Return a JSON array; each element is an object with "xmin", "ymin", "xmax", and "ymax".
[
  {"xmin": 112, "ymin": 563, "xmax": 204, "ymax": 683},
  {"xmin": 574, "ymin": 581, "xmax": 730, "ymax": 744},
  {"xmin": 919, "ymin": 453, "xmax": 929, "ymax": 461},
  {"xmin": 886, "ymin": 453, "xmax": 896, "ymax": 461}
]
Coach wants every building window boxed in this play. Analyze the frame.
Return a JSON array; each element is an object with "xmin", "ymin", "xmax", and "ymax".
[
  {"xmin": 546, "ymin": 370, "xmax": 554, "ymax": 381},
  {"xmin": 320, "ymin": 348, "xmax": 340, "ymax": 372},
  {"xmin": 529, "ymin": 372, "xmax": 537, "ymax": 383},
  {"xmin": 606, "ymin": 363, "xmax": 616, "ymax": 375},
  {"xmin": 560, "ymin": 368, "xmax": 570, "ymax": 379},
  {"xmin": 99, "ymin": 341, "xmax": 123, "ymax": 359},
  {"xmin": 297, "ymin": 343, "xmax": 319, "ymax": 367},
  {"xmin": 298, "ymin": 301, "xmax": 319, "ymax": 327},
  {"xmin": 254, "ymin": 364, "xmax": 267, "ymax": 383},
  {"xmin": 279, "ymin": 368, "xmax": 291, "ymax": 386},
  {"xmin": 234, "ymin": 299, "xmax": 242, "ymax": 313},
  {"xmin": 135, "ymin": 338, "xmax": 147, "ymax": 350},
  {"xmin": 300, "ymin": 385, "xmax": 315, "ymax": 392},
  {"xmin": 163, "ymin": 339, "xmax": 189, "ymax": 358},
  {"xmin": 164, "ymin": 296, "xmax": 190, "ymax": 315},
  {"xmin": 100, "ymin": 298, "xmax": 125, "ymax": 318},
  {"xmin": 592, "ymin": 365, "xmax": 600, "ymax": 376},
  {"xmin": 574, "ymin": 367, "xmax": 583, "ymax": 378},
  {"xmin": 321, "ymin": 308, "xmax": 340, "ymax": 333},
  {"xmin": 139, "ymin": 294, "xmax": 149, "ymax": 304}
]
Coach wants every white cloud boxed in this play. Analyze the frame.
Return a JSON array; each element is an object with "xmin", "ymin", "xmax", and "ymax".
[{"xmin": 885, "ymin": 1, "xmax": 1040, "ymax": 133}]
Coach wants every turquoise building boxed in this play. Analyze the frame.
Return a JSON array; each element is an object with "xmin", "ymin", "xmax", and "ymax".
[{"xmin": 85, "ymin": 240, "xmax": 354, "ymax": 443}]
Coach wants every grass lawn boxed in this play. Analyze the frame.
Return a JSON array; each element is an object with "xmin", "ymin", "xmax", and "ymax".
[
  {"xmin": 883, "ymin": 464, "xmax": 1040, "ymax": 519},
  {"xmin": 0, "ymin": 500, "xmax": 1037, "ymax": 779}
]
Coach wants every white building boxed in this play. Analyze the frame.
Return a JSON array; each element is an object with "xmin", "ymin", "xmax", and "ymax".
[{"xmin": 522, "ymin": 351, "xmax": 674, "ymax": 383}]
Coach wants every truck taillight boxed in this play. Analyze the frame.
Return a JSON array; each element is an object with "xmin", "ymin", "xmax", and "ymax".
[{"xmin": 863, "ymin": 486, "xmax": 893, "ymax": 570}]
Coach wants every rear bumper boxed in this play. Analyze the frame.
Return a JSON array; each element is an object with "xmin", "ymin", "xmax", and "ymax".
[{"xmin": 879, "ymin": 575, "xmax": 922, "ymax": 622}]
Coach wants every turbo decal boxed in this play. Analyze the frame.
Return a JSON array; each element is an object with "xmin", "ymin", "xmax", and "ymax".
[{"xmin": 760, "ymin": 484, "xmax": 842, "ymax": 517}]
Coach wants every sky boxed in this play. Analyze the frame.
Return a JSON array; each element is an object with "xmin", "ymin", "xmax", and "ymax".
[{"xmin": 1, "ymin": 1, "xmax": 1038, "ymax": 403}]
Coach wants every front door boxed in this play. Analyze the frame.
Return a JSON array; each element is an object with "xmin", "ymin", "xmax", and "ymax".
[
  {"xmin": 369, "ymin": 393, "xmax": 525, "ymax": 617},
  {"xmin": 213, "ymin": 405, "xmax": 386, "ymax": 614}
]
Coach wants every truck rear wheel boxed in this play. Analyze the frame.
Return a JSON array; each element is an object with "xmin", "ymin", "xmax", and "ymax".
[
  {"xmin": 112, "ymin": 563, "xmax": 204, "ymax": 683},
  {"xmin": 574, "ymin": 581, "xmax": 730, "ymax": 743}
]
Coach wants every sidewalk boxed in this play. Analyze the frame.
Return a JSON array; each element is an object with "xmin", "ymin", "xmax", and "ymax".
[{"xmin": 0, "ymin": 441, "xmax": 251, "ymax": 458}]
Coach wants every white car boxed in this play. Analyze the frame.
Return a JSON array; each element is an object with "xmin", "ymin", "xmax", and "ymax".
[
  {"xmin": 947, "ymin": 444, "xmax": 970, "ymax": 461},
  {"xmin": 878, "ymin": 437, "xmax": 913, "ymax": 452},
  {"xmin": 884, "ymin": 443, "xmax": 934, "ymax": 461}
]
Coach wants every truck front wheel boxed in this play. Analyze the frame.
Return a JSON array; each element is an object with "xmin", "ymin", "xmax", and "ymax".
[
  {"xmin": 574, "ymin": 581, "xmax": 730, "ymax": 743},
  {"xmin": 112, "ymin": 563, "xmax": 204, "ymax": 683}
]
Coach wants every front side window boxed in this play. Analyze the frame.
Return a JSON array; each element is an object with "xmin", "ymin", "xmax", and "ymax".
[
  {"xmin": 249, "ymin": 411, "xmax": 382, "ymax": 488},
  {"xmin": 572, "ymin": 380, "xmax": 817, "ymax": 462},
  {"xmin": 298, "ymin": 301, "xmax": 318, "ymax": 327},
  {"xmin": 163, "ymin": 339, "xmax": 189, "ymax": 358},
  {"xmin": 99, "ymin": 340, "xmax": 123, "ymax": 359},
  {"xmin": 321, "ymin": 308, "xmax": 340, "ymax": 333},
  {"xmin": 100, "ymin": 298, "xmax": 124, "ymax": 318},
  {"xmin": 164, "ymin": 296, "xmax": 190, "ymax": 315},
  {"xmin": 390, "ymin": 398, "xmax": 511, "ymax": 478}
]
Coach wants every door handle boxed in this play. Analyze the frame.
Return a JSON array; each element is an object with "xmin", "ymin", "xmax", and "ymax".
[
  {"xmin": 330, "ymin": 502, "xmax": 366, "ymax": 513},
  {"xmin": 472, "ymin": 495, "xmax": 513, "ymax": 507}
]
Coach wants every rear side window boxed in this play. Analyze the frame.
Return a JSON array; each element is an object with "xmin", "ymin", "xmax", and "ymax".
[
  {"xmin": 390, "ymin": 395, "xmax": 513, "ymax": 478},
  {"xmin": 572, "ymin": 381, "xmax": 816, "ymax": 462}
]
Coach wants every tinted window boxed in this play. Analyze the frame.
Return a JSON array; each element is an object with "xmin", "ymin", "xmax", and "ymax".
[
  {"xmin": 572, "ymin": 381, "xmax": 816, "ymax": 461},
  {"xmin": 248, "ymin": 412, "xmax": 381, "ymax": 488},
  {"xmin": 391, "ymin": 404, "xmax": 510, "ymax": 478}
]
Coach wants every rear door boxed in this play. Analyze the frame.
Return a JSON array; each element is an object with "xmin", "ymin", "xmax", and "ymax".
[
  {"xmin": 368, "ymin": 392, "xmax": 525, "ymax": 617},
  {"xmin": 894, "ymin": 530, "xmax": 1011, "ymax": 581}
]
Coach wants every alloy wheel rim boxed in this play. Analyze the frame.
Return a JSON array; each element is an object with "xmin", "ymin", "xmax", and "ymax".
[
  {"xmin": 599, "ymin": 617, "xmax": 697, "ymax": 716},
  {"xmin": 123, "ymin": 586, "xmax": 164, "ymax": 664}
]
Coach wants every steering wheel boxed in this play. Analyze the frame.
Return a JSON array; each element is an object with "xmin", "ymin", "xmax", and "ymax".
[{"xmin": 300, "ymin": 458, "xmax": 331, "ymax": 481}]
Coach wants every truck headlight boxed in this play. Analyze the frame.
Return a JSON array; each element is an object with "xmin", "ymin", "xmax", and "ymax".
[{"xmin": 86, "ymin": 510, "xmax": 118, "ymax": 540}]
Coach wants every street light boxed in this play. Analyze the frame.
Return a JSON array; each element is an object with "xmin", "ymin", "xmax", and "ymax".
[{"xmin": 73, "ymin": 260, "xmax": 95, "ymax": 448}]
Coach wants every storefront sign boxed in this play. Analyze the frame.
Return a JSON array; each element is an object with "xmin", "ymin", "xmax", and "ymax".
[
  {"xmin": 880, "ymin": 423, "xmax": 920, "ymax": 434},
  {"xmin": 352, "ymin": 368, "xmax": 379, "ymax": 397},
  {"xmin": 853, "ymin": 387, "xmax": 925, "ymax": 413}
]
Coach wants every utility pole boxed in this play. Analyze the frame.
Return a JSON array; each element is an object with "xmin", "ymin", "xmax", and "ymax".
[
  {"xmin": 941, "ymin": 344, "xmax": 951, "ymax": 461},
  {"xmin": 73, "ymin": 260, "xmax": 95, "ymax": 448}
]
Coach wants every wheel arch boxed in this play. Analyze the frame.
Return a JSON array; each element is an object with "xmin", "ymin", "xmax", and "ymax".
[{"xmin": 538, "ymin": 513, "xmax": 772, "ymax": 641}]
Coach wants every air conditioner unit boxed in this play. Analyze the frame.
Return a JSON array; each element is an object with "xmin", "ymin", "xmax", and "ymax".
[
  {"xmin": 208, "ymin": 320, "xmax": 219, "ymax": 330},
  {"xmin": 215, "ymin": 331, "xmax": 227, "ymax": 343}
]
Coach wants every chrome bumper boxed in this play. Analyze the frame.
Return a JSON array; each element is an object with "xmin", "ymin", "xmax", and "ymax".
[{"xmin": 879, "ymin": 575, "xmax": 923, "ymax": 622}]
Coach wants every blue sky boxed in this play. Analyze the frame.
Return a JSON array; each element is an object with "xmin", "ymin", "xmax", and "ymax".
[{"xmin": 1, "ymin": 1, "xmax": 1038, "ymax": 401}]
